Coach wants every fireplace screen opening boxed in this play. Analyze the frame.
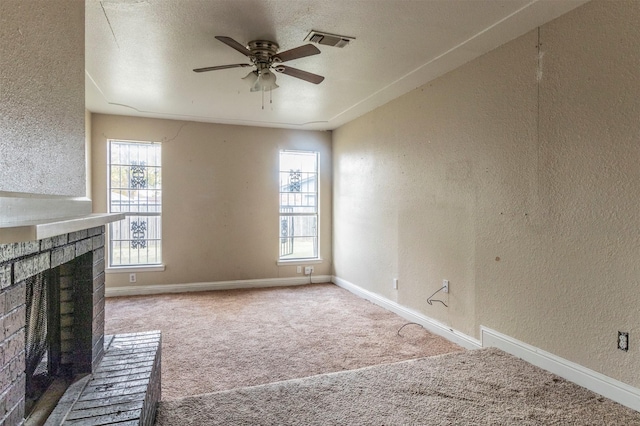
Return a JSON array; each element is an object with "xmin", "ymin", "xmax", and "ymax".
[{"xmin": 24, "ymin": 270, "xmax": 62, "ymax": 417}]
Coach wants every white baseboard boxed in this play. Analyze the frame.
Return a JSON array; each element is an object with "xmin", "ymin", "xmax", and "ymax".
[
  {"xmin": 481, "ymin": 326, "xmax": 640, "ymax": 412},
  {"xmin": 106, "ymin": 275, "xmax": 332, "ymax": 297},
  {"xmin": 332, "ymin": 276, "xmax": 481, "ymax": 350},
  {"xmin": 332, "ymin": 276, "xmax": 640, "ymax": 412}
]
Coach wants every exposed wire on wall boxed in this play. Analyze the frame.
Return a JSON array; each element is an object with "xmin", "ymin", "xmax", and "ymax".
[
  {"xmin": 396, "ymin": 322, "xmax": 424, "ymax": 337},
  {"xmin": 427, "ymin": 286, "xmax": 448, "ymax": 308}
]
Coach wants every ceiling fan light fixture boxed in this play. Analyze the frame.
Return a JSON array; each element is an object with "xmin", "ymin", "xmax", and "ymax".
[
  {"xmin": 251, "ymin": 68, "xmax": 279, "ymax": 92},
  {"xmin": 242, "ymin": 70, "xmax": 258, "ymax": 88}
]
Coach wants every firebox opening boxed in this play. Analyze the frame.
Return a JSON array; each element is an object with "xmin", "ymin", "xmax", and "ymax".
[{"xmin": 24, "ymin": 269, "xmax": 63, "ymax": 418}]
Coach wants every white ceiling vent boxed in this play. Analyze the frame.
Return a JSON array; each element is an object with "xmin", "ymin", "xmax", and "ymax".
[{"xmin": 305, "ymin": 30, "xmax": 354, "ymax": 48}]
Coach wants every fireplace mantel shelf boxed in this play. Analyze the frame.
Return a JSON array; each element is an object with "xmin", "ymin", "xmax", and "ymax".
[{"xmin": 0, "ymin": 213, "xmax": 124, "ymax": 244}]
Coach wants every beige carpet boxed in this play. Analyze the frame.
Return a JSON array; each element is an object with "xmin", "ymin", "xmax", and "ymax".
[
  {"xmin": 155, "ymin": 348, "xmax": 640, "ymax": 426},
  {"xmin": 105, "ymin": 283, "xmax": 463, "ymax": 400}
]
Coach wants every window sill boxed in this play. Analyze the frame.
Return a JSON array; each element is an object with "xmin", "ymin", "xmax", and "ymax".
[
  {"xmin": 277, "ymin": 258, "xmax": 323, "ymax": 266},
  {"xmin": 106, "ymin": 264, "xmax": 166, "ymax": 273}
]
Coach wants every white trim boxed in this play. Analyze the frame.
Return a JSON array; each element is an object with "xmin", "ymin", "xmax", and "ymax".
[
  {"xmin": 0, "ymin": 212, "xmax": 123, "ymax": 244},
  {"xmin": 332, "ymin": 276, "xmax": 481, "ymax": 350},
  {"xmin": 481, "ymin": 326, "xmax": 640, "ymax": 412},
  {"xmin": 106, "ymin": 264, "xmax": 166, "ymax": 273},
  {"xmin": 106, "ymin": 275, "xmax": 332, "ymax": 297},
  {"xmin": 332, "ymin": 276, "xmax": 640, "ymax": 412},
  {"xmin": 276, "ymin": 258, "xmax": 324, "ymax": 266},
  {"xmin": 0, "ymin": 191, "xmax": 92, "ymax": 227}
]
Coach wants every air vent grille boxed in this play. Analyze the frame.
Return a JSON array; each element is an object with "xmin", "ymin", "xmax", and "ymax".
[{"xmin": 305, "ymin": 30, "xmax": 354, "ymax": 48}]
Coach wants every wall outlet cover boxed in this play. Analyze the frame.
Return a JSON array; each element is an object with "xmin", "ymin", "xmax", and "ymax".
[{"xmin": 618, "ymin": 331, "xmax": 629, "ymax": 351}]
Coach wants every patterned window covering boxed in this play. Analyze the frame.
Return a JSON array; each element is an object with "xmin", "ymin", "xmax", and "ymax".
[{"xmin": 107, "ymin": 140, "xmax": 162, "ymax": 267}]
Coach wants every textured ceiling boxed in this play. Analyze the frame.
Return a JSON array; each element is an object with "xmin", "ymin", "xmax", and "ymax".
[{"xmin": 85, "ymin": 0, "xmax": 588, "ymax": 130}]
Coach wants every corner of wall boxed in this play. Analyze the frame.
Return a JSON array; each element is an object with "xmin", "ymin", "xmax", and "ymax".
[{"xmin": 86, "ymin": 109, "xmax": 93, "ymax": 202}]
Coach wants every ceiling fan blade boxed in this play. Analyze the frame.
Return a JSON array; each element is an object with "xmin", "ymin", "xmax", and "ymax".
[
  {"xmin": 193, "ymin": 63, "xmax": 252, "ymax": 73},
  {"xmin": 274, "ymin": 44, "xmax": 320, "ymax": 63},
  {"xmin": 215, "ymin": 36, "xmax": 251, "ymax": 57},
  {"xmin": 275, "ymin": 65, "xmax": 324, "ymax": 84}
]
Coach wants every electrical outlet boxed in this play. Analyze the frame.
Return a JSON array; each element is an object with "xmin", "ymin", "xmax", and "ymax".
[
  {"xmin": 618, "ymin": 331, "xmax": 629, "ymax": 351},
  {"xmin": 129, "ymin": 273, "xmax": 137, "ymax": 283},
  {"xmin": 442, "ymin": 279, "xmax": 449, "ymax": 293},
  {"xmin": 304, "ymin": 266, "xmax": 313, "ymax": 275},
  {"xmin": 393, "ymin": 278, "xmax": 398, "ymax": 289},
  {"xmin": 296, "ymin": 266, "xmax": 302, "ymax": 273}
]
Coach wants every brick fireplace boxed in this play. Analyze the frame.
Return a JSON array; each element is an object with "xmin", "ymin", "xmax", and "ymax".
[{"xmin": 0, "ymin": 226, "xmax": 108, "ymax": 424}]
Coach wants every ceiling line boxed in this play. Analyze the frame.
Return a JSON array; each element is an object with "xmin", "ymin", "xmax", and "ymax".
[
  {"xmin": 328, "ymin": 0, "xmax": 540, "ymax": 123},
  {"xmin": 100, "ymin": 1, "xmax": 119, "ymax": 49}
]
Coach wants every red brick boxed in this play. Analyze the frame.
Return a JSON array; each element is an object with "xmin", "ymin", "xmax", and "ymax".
[
  {"xmin": 0, "ymin": 357, "xmax": 24, "ymax": 394},
  {"xmin": 0, "ymin": 330, "xmax": 25, "ymax": 367},
  {"xmin": 2, "ymin": 308, "xmax": 24, "ymax": 340},
  {"xmin": 1, "ymin": 397, "xmax": 24, "ymax": 426},
  {"xmin": 3, "ymin": 284, "xmax": 24, "ymax": 313}
]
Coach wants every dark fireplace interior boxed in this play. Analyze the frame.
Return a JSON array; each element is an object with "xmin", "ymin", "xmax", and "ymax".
[
  {"xmin": 25, "ymin": 251, "xmax": 98, "ymax": 421},
  {"xmin": 24, "ymin": 257, "xmax": 82, "ymax": 418},
  {"xmin": 24, "ymin": 270, "xmax": 55, "ymax": 416}
]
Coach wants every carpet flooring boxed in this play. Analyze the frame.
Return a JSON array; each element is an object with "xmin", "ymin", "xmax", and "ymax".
[
  {"xmin": 105, "ymin": 283, "xmax": 463, "ymax": 400},
  {"xmin": 155, "ymin": 348, "xmax": 640, "ymax": 426}
]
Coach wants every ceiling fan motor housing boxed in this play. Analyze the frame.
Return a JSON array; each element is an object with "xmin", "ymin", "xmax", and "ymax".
[{"xmin": 247, "ymin": 40, "xmax": 280, "ymax": 64}]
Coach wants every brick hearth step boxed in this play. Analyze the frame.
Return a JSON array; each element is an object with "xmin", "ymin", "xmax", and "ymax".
[{"xmin": 45, "ymin": 331, "xmax": 161, "ymax": 426}]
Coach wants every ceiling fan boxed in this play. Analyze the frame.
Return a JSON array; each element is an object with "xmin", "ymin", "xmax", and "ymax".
[{"xmin": 193, "ymin": 36, "xmax": 324, "ymax": 92}]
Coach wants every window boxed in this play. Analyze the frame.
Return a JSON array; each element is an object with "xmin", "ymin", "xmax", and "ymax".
[
  {"xmin": 108, "ymin": 140, "xmax": 162, "ymax": 267},
  {"xmin": 279, "ymin": 150, "xmax": 319, "ymax": 260}
]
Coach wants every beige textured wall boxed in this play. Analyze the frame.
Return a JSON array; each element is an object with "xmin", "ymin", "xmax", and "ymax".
[
  {"xmin": 92, "ymin": 114, "xmax": 332, "ymax": 288},
  {"xmin": 0, "ymin": 0, "xmax": 86, "ymax": 197},
  {"xmin": 333, "ymin": 0, "xmax": 640, "ymax": 388},
  {"xmin": 86, "ymin": 110, "xmax": 92, "ymax": 199}
]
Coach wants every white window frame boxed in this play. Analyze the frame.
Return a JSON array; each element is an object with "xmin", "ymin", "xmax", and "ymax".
[
  {"xmin": 107, "ymin": 139, "xmax": 162, "ymax": 269},
  {"xmin": 278, "ymin": 150, "xmax": 320, "ymax": 261}
]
